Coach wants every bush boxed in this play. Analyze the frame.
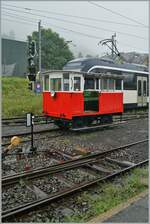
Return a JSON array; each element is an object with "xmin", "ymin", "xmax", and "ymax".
[{"xmin": 2, "ymin": 77, "xmax": 42, "ymax": 118}]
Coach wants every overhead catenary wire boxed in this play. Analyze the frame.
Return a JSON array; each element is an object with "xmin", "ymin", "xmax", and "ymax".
[
  {"xmin": 2, "ymin": 12, "xmax": 147, "ymax": 52},
  {"xmin": 2, "ymin": 11, "xmax": 38, "ymax": 23},
  {"xmin": 88, "ymin": 1, "xmax": 148, "ymax": 27},
  {"xmin": 2, "ymin": 15, "xmax": 104, "ymax": 40},
  {"xmin": 3, "ymin": 3, "xmax": 148, "ymax": 29},
  {"xmin": 2, "ymin": 7, "xmax": 148, "ymax": 40},
  {"xmin": 2, "ymin": 17, "xmax": 37, "ymax": 27}
]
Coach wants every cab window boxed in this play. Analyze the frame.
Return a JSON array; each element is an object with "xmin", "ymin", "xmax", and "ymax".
[
  {"xmin": 96, "ymin": 78, "xmax": 99, "ymax": 90},
  {"xmin": 85, "ymin": 78, "xmax": 94, "ymax": 90},
  {"xmin": 63, "ymin": 73, "xmax": 69, "ymax": 91},
  {"xmin": 50, "ymin": 78, "xmax": 61, "ymax": 91},
  {"xmin": 108, "ymin": 79, "xmax": 115, "ymax": 90},
  {"xmin": 74, "ymin": 77, "xmax": 81, "ymax": 91},
  {"xmin": 116, "ymin": 79, "xmax": 122, "ymax": 90},
  {"xmin": 101, "ymin": 79, "xmax": 107, "ymax": 90},
  {"xmin": 44, "ymin": 75, "xmax": 49, "ymax": 91}
]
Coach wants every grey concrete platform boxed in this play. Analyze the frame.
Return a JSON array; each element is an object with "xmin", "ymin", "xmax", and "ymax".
[{"xmin": 104, "ymin": 194, "xmax": 148, "ymax": 223}]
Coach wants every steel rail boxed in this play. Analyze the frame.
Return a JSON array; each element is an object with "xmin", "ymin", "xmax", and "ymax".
[
  {"xmin": 2, "ymin": 120, "xmax": 125, "ymax": 138},
  {"xmin": 2, "ymin": 115, "xmax": 45, "ymax": 121},
  {"xmin": 2, "ymin": 114, "xmax": 148, "ymax": 137},
  {"xmin": 2, "ymin": 159, "xmax": 148, "ymax": 220},
  {"xmin": 2, "ymin": 139, "xmax": 148, "ymax": 186},
  {"xmin": 2, "ymin": 116, "xmax": 53, "ymax": 127},
  {"xmin": 2, "ymin": 121, "xmax": 122, "ymax": 138},
  {"xmin": 2, "ymin": 121, "xmax": 54, "ymax": 127},
  {"xmin": 2, "ymin": 127, "xmax": 60, "ymax": 138},
  {"xmin": 2, "ymin": 133, "xmax": 63, "ymax": 147},
  {"xmin": 70, "ymin": 116, "xmax": 148, "ymax": 131}
]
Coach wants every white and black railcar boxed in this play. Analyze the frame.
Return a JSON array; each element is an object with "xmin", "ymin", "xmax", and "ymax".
[{"xmin": 63, "ymin": 58, "xmax": 149, "ymax": 110}]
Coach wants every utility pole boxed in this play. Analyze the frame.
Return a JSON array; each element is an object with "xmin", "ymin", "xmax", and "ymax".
[{"xmin": 38, "ymin": 20, "xmax": 41, "ymax": 76}]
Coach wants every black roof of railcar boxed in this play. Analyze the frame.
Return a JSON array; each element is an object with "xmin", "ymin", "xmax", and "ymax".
[{"xmin": 63, "ymin": 57, "xmax": 148, "ymax": 73}]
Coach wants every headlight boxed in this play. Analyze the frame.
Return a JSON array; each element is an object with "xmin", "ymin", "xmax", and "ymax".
[{"xmin": 51, "ymin": 90, "xmax": 56, "ymax": 97}]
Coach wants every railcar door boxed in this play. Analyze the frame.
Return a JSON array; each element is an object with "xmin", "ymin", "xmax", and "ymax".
[
  {"xmin": 84, "ymin": 78, "xmax": 99, "ymax": 112},
  {"xmin": 70, "ymin": 74, "xmax": 83, "ymax": 91},
  {"xmin": 142, "ymin": 77, "xmax": 147, "ymax": 106},
  {"xmin": 84, "ymin": 91, "xmax": 99, "ymax": 111},
  {"xmin": 137, "ymin": 76, "xmax": 147, "ymax": 107}
]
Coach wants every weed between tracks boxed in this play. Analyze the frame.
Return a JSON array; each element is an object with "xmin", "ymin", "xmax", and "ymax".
[
  {"xmin": 6, "ymin": 166, "xmax": 148, "ymax": 222},
  {"xmin": 2, "ymin": 77, "xmax": 42, "ymax": 117},
  {"xmin": 63, "ymin": 167, "xmax": 148, "ymax": 222}
]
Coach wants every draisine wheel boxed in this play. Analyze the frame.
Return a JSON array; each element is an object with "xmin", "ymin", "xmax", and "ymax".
[{"xmin": 54, "ymin": 120, "xmax": 71, "ymax": 129}]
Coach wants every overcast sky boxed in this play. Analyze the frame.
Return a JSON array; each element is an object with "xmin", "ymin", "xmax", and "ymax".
[{"xmin": 2, "ymin": 1, "xmax": 149, "ymax": 57}]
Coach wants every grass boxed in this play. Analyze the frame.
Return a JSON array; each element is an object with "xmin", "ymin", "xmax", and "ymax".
[
  {"xmin": 2, "ymin": 77, "xmax": 42, "ymax": 118},
  {"xmin": 63, "ymin": 166, "xmax": 148, "ymax": 222}
]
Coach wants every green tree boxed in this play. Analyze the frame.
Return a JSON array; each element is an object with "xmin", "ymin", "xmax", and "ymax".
[{"xmin": 28, "ymin": 28, "xmax": 74, "ymax": 70}]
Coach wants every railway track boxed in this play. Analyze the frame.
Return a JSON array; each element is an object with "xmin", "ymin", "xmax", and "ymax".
[
  {"xmin": 2, "ymin": 120, "xmax": 125, "ymax": 140},
  {"xmin": 2, "ymin": 113, "xmax": 148, "ymax": 138},
  {"xmin": 2, "ymin": 112, "xmax": 148, "ymax": 127},
  {"xmin": 2, "ymin": 127, "xmax": 63, "ymax": 148},
  {"xmin": 2, "ymin": 138, "xmax": 148, "ymax": 184},
  {"xmin": 2, "ymin": 127, "xmax": 61, "ymax": 139},
  {"xmin": 2, "ymin": 139, "xmax": 148, "ymax": 221},
  {"xmin": 2, "ymin": 115, "xmax": 53, "ymax": 126}
]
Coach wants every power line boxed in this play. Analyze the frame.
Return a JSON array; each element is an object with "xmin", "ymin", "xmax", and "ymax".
[
  {"xmin": 2, "ymin": 10, "xmax": 147, "ymax": 52},
  {"xmin": 43, "ymin": 22, "xmax": 104, "ymax": 40},
  {"xmin": 2, "ymin": 14, "xmax": 104, "ymax": 40},
  {"xmin": 2, "ymin": 17, "xmax": 37, "ymax": 27},
  {"xmin": 2, "ymin": 15, "xmax": 147, "ymax": 53},
  {"xmin": 3, "ymin": 3, "xmax": 148, "ymax": 29},
  {"xmin": 118, "ymin": 40, "xmax": 148, "ymax": 53},
  {"xmin": 42, "ymin": 22, "xmax": 147, "ymax": 52},
  {"xmin": 2, "ymin": 11, "xmax": 38, "ymax": 23},
  {"xmin": 2, "ymin": 7, "xmax": 148, "ymax": 40},
  {"xmin": 88, "ymin": 1, "xmax": 148, "ymax": 27}
]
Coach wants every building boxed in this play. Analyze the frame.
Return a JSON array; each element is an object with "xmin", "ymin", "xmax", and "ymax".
[{"xmin": 2, "ymin": 38, "xmax": 27, "ymax": 76}]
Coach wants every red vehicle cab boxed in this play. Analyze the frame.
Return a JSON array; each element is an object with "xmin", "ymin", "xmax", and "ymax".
[{"xmin": 42, "ymin": 70, "xmax": 123, "ymax": 129}]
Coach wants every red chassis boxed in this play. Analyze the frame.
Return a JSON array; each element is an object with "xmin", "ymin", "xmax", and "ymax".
[{"xmin": 43, "ymin": 91, "xmax": 123, "ymax": 126}]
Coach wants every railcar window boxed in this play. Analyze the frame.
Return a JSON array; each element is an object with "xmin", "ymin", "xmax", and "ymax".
[
  {"xmin": 108, "ymin": 79, "xmax": 114, "ymax": 90},
  {"xmin": 143, "ymin": 81, "xmax": 147, "ymax": 96},
  {"xmin": 101, "ymin": 79, "xmax": 107, "ymax": 90},
  {"xmin": 63, "ymin": 73, "xmax": 69, "ymax": 91},
  {"xmin": 85, "ymin": 78, "xmax": 95, "ymax": 90},
  {"xmin": 116, "ymin": 79, "xmax": 122, "ymax": 90},
  {"xmin": 123, "ymin": 73, "xmax": 136, "ymax": 90},
  {"xmin": 66, "ymin": 62, "xmax": 82, "ymax": 67},
  {"xmin": 74, "ymin": 77, "xmax": 81, "ymax": 91},
  {"xmin": 138, "ymin": 80, "xmax": 142, "ymax": 96},
  {"xmin": 50, "ymin": 78, "xmax": 61, "ymax": 91},
  {"xmin": 96, "ymin": 78, "xmax": 99, "ymax": 90},
  {"xmin": 44, "ymin": 75, "xmax": 49, "ymax": 91}
]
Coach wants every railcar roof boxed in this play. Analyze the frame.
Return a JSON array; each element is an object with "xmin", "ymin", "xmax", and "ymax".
[
  {"xmin": 64, "ymin": 57, "xmax": 149, "ymax": 73},
  {"xmin": 41, "ymin": 70, "xmax": 124, "ymax": 79}
]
